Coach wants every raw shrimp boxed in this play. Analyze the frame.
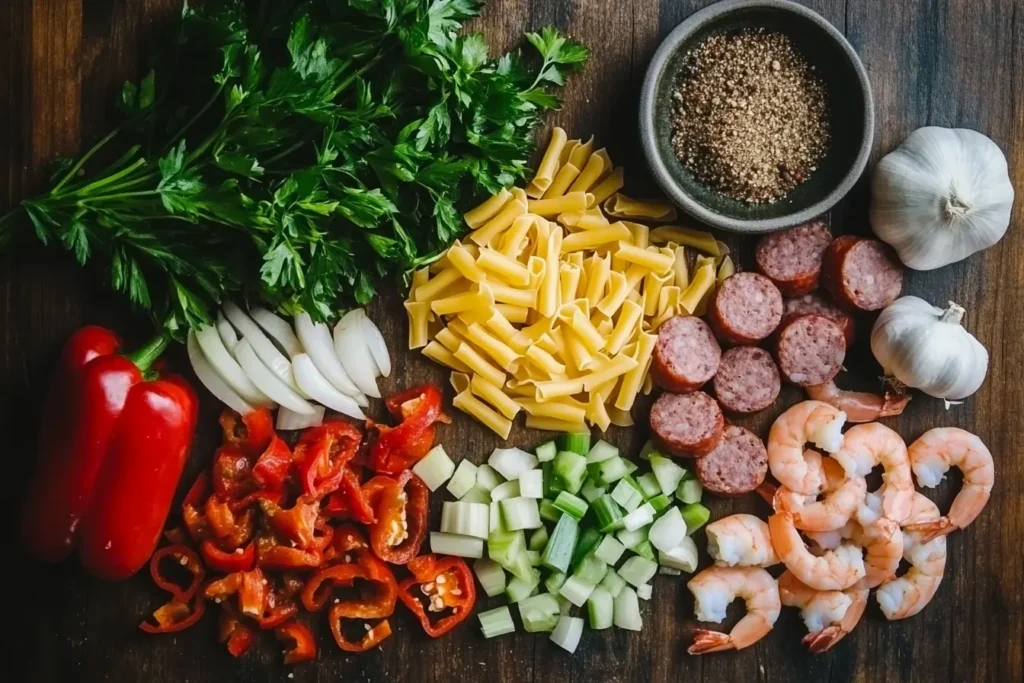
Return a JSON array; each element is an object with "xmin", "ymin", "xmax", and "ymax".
[
  {"xmin": 778, "ymin": 570, "xmax": 869, "ymax": 653},
  {"xmin": 769, "ymin": 512, "xmax": 866, "ymax": 591},
  {"xmin": 877, "ymin": 493, "xmax": 947, "ymax": 619},
  {"xmin": 849, "ymin": 518, "xmax": 902, "ymax": 588},
  {"xmin": 706, "ymin": 514, "xmax": 779, "ymax": 567},
  {"xmin": 832, "ymin": 422, "xmax": 914, "ymax": 524},
  {"xmin": 761, "ymin": 454, "xmax": 867, "ymax": 532},
  {"xmin": 768, "ymin": 401, "xmax": 847, "ymax": 495},
  {"xmin": 687, "ymin": 566, "xmax": 781, "ymax": 654},
  {"xmin": 906, "ymin": 427, "xmax": 994, "ymax": 542},
  {"xmin": 806, "ymin": 380, "xmax": 910, "ymax": 423}
]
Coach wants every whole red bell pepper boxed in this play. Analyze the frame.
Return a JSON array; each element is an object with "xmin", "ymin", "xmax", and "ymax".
[{"xmin": 21, "ymin": 327, "xmax": 198, "ymax": 580}]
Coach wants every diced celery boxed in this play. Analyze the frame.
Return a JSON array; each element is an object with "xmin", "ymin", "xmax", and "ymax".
[
  {"xmin": 518, "ymin": 469, "xmax": 544, "ymax": 498},
  {"xmin": 506, "ymin": 567, "xmax": 542, "ymax": 603},
  {"xmin": 535, "ymin": 440, "xmax": 557, "ymax": 462},
  {"xmin": 677, "ymin": 479, "xmax": 703, "ymax": 505},
  {"xmin": 429, "ymin": 532, "xmax": 484, "ymax": 558},
  {"xmin": 633, "ymin": 540, "xmax": 656, "ymax": 561},
  {"xmin": 488, "ymin": 529, "xmax": 532, "ymax": 580},
  {"xmin": 636, "ymin": 472, "xmax": 661, "ymax": 499},
  {"xmin": 558, "ymin": 575, "xmax": 595, "ymax": 607},
  {"xmin": 585, "ymin": 439, "xmax": 619, "ymax": 464},
  {"xmin": 500, "ymin": 497, "xmax": 542, "ymax": 530},
  {"xmin": 544, "ymin": 571, "xmax": 568, "ymax": 594},
  {"xmin": 440, "ymin": 501, "xmax": 490, "ymax": 539},
  {"xmin": 592, "ymin": 494, "xmax": 624, "ymax": 532},
  {"xmin": 539, "ymin": 498, "xmax": 561, "ymax": 522},
  {"xmin": 593, "ymin": 535, "xmax": 626, "ymax": 566},
  {"xmin": 618, "ymin": 555, "xmax": 658, "ymax": 587},
  {"xmin": 616, "ymin": 527, "xmax": 648, "ymax": 551},
  {"xmin": 610, "ymin": 479, "xmax": 643, "ymax": 512},
  {"xmin": 528, "ymin": 526, "xmax": 550, "ymax": 552},
  {"xmin": 490, "ymin": 479, "xmax": 520, "ymax": 502},
  {"xmin": 570, "ymin": 527, "xmax": 601, "ymax": 567},
  {"xmin": 473, "ymin": 558, "xmax": 507, "ymax": 597},
  {"xmin": 557, "ymin": 594, "xmax": 573, "ymax": 615},
  {"xmin": 649, "ymin": 454, "xmax": 686, "ymax": 497},
  {"xmin": 623, "ymin": 503, "xmax": 655, "ymax": 531},
  {"xmin": 638, "ymin": 440, "xmax": 656, "ymax": 460},
  {"xmin": 599, "ymin": 569, "xmax": 627, "ymax": 598},
  {"xmin": 518, "ymin": 593, "xmax": 561, "ymax": 632},
  {"xmin": 580, "ymin": 479, "xmax": 606, "ymax": 503},
  {"xmin": 648, "ymin": 494, "xmax": 672, "ymax": 513},
  {"xmin": 542, "ymin": 461, "xmax": 562, "ymax": 498},
  {"xmin": 648, "ymin": 506, "xmax": 686, "ymax": 552},
  {"xmin": 659, "ymin": 536, "xmax": 699, "ymax": 573},
  {"xmin": 550, "ymin": 615, "xmax": 584, "ymax": 653},
  {"xmin": 681, "ymin": 502, "xmax": 711, "ymax": 533},
  {"xmin": 489, "ymin": 447, "xmax": 538, "ymax": 480},
  {"xmin": 556, "ymin": 432, "xmax": 591, "ymax": 456},
  {"xmin": 459, "ymin": 487, "xmax": 491, "ymax": 505},
  {"xmin": 588, "ymin": 455, "xmax": 629, "ymax": 485},
  {"xmin": 527, "ymin": 550, "xmax": 542, "ymax": 566},
  {"xmin": 541, "ymin": 513, "xmax": 578, "ymax": 573},
  {"xmin": 553, "ymin": 450, "xmax": 588, "ymax": 494},
  {"xmin": 636, "ymin": 583, "xmax": 653, "ymax": 600},
  {"xmin": 412, "ymin": 445, "xmax": 455, "ymax": 491},
  {"xmin": 489, "ymin": 500, "xmax": 505, "ymax": 534},
  {"xmin": 613, "ymin": 586, "xmax": 642, "ymax": 631},
  {"xmin": 622, "ymin": 459, "xmax": 638, "ymax": 476},
  {"xmin": 587, "ymin": 586, "xmax": 614, "ymax": 629},
  {"xmin": 479, "ymin": 606, "xmax": 515, "ymax": 638},
  {"xmin": 475, "ymin": 463, "xmax": 504, "ymax": 492},
  {"xmin": 572, "ymin": 554, "xmax": 608, "ymax": 585},
  {"xmin": 553, "ymin": 491, "xmax": 589, "ymax": 520},
  {"xmin": 446, "ymin": 459, "xmax": 478, "ymax": 499}
]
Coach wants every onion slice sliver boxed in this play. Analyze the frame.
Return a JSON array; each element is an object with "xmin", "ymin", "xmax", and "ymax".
[
  {"xmin": 222, "ymin": 302, "xmax": 303, "ymax": 394},
  {"xmin": 186, "ymin": 330, "xmax": 255, "ymax": 415},
  {"xmin": 360, "ymin": 311, "xmax": 391, "ymax": 378},
  {"xmin": 277, "ymin": 405, "xmax": 325, "ymax": 431},
  {"xmin": 293, "ymin": 354, "xmax": 366, "ymax": 420},
  {"xmin": 234, "ymin": 339, "xmax": 316, "ymax": 415},
  {"xmin": 195, "ymin": 325, "xmax": 271, "ymax": 405},
  {"xmin": 250, "ymin": 305, "xmax": 303, "ymax": 357},
  {"xmin": 293, "ymin": 312, "xmax": 365, "ymax": 403},
  {"xmin": 216, "ymin": 310, "xmax": 239, "ymax": 352},
  {"xmin": 333, "ymin": 310, "xmax": 381, "ymax": 398}
]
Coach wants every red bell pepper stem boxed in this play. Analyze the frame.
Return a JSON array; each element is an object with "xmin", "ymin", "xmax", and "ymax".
[{"xmin": 123, "ymin": 332, "xmax": 172, "ymax": 374}]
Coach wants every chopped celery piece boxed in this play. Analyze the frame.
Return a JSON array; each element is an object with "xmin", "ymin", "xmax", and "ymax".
[
  {"xmin": 440, "ymin": 501, "xmax": 490, "ymax": 539},
  {"xmin": 659, "ymin": 536, "xmax": 699, "ymax": 573},
  {"xmin": 489, "ymin": 447, "xmax": 538, "ymax": 480},
  {"xmin": 473, "ymin": 558, "xmax": 507, "ymax": 597},
  {"xmin": 593, "ymin": 535, "xmax": 626, "ymax": 566},
  {"xmin": 526, "ymin": 550, "xmax": 542, "ymax": 566},
  {"xmin": 623, "ymin": 503, "xmax": 655, "ymax": 531},
  {"xmin": 571, "ymin": 528, "xmax": 602, "ymax": 567},
  {"xmin": 429, "ymin": 532, "xmax": 484, "ymax": 558},
  {"xmin": 535, "ymin": 440, "xmax": 557, "ymax": 462},
  {"xmin": 616, "ymin": 526, "xmax": 647, "ymax": 550},
  {"xmin": 558, "ymin": 575, "xmax": 595, "ymax": 607},
  {"xmin": 557, "ymin": 594, "xmax": 573, "ymax": 615},
  {"xmin": 585, "ymin": 439, "xmax": 619, "ymax": 464},
  {"xmin": 622, "ymin": 459, "xmax": 638, "ymax": 476},
  {"xmin": 677, "ymin": 479, "xmax": 703, "ymax": 505},
  {"xmin": 488, "ymin": 529, "xmax": 532, "ymax": 580},
  {"xmin": 506, "ymin": 567, "xmax": 542, "ymax": 603},
  {"xmin": 489, "ymin": 501, "xmax": 505, "ymax": 534},
  {"xmin": 446, "ymin": 459, "xmax": 478, "ymax": 499},
  {"xmin": 556, "ymin": 432, "xmax": 591, "ymax": 456},
  {"xmin": 475, "ymin": 464, "xmax": 504, "ymax": 492},
  {"xmin": 460, "ymin": 486, "xmax": 492, "ymax": 504},
  {"xmin": 681, "ymin": 502, "xmax": 711, "ymax": 533},
  {"xmin": 599, "ymin": 569, "xmax": 627, "ymax": 598},
  {"xmin": 622, "ymin": 474, "xmax": 643, "ymax": 493},
  {"xmin": 648, "ymin": 507, "xmax": 686, "ymax": 552},
  {"xmin": 539, "ymin": 498, "xmax": 561, "ymax": 522},
  {"xmin": 610, "ymin": 479, "xmax": 643, "ymax": 512},
  {"xmin": 572, "ymin": 554, "xmax": 608, "ymax": 585},
  {"xmin": 592, "ymin": 494, "xmax": 624, "ymax": 532},
  {"xmin": 411, "ymin": 445, "xmax": 455, "ymax": 491},
  {"xmin": 636, "ymin": 583, "xmax": 653, "ymax": 600},
  {"xmin": 648, "ymin": 494, "xmax": 672, "ymax": 513},
  {"xmin": 541, "ymin": 513, "xmax": 578, "ymax": 574},
  {"xmin": 518, "ymin": 593, "xmax": 561, "ymax": 632},
  {"xmin": 618, "ymin": 555, "xmax": 658, "ymax": 587},
  {"xmin": 550, "ymin": 615, "xmax": 585, "ymax": 653},
  {"xmin": 553, "ymin": 451, "xmax": 587, "ymax": 494},
  {"xmin": 479, "ymin": 606, "xmax": 515, "ymax": 638},
  {"xmin": 588, "ymin": 455, "xmax": 629, "ymax": 485},
  {"xmin": 580, "ymin": 479, "xmax": 606, "ymax": 503},
  {"xmin": 638, "ymin": 440, "xmax": 656, "ymax": 460},
  {"xmin": 587, "ymin": 586, "xmax": 614, "ymax": 630},
  {"xmin": 613, "ymin": 586, "xmax": 642, "ymax": 631},
  {"xmin": 633, "ymin": 540, "xmax": 656, "ymax": 561},
  {"xmin": 518, "ymin": 469, "xmax": 544, "ymax": 498},
  {"xmin": 553, "ymin": 491, "xmax": 589, "ymax": 520},
  {"xmin": 490, "ymin": 479, "xmax": 520, "ymax": 502},
  {"xmin": 636, "ymin": 472, "xmax": 661, "ymax": 499},
  {"xmin": 659, "ymin": 567, "xmax": 682, "ymax": 576},
  {"xmin": 544, "ymin": 571, "xmax": 568, "ymax": 594},
  {"xmin": 649, "ymin": 454, "xmax": 686, "ymax": 497},
  {"xmin": 528, "ymin": 526, "xmax": 550, "ymax": 552},
  {"xmin": 500, "ymin": 497, "xmax": 542, "ymax": 530}
]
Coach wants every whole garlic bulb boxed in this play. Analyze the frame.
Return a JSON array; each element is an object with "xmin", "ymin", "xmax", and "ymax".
[
  {"xmin": 870, "ymin": 296, "xmax": 988, "ymax": 400},
  {"xmin": 870, "ymin": 127, "xmax": 1014, "ymax": 270}
]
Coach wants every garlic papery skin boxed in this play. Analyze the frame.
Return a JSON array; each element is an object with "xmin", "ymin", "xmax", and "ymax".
[
  {"xmin": 870, "ymin": 296, "xmax": 989, "ymax": 400},
  {"xmin": 870, "ymin": 127, "xmax": 1014, "ymax": 271}
]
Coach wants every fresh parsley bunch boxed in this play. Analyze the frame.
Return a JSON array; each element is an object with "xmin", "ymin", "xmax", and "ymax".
[{"xmin": 0, "ymin": 0, "xmax": 587, "ymax": 335}]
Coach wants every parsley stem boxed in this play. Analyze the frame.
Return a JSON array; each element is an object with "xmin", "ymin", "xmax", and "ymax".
[
  {"xmin": 50, "ymin": 127, "xmax": 121, "ymax": 195},
  {"xmin": 262, "ymin": 141, "xmax": 306, "ymax": 167},
  {"xmin": 76, "ymin": 190, "xmax": 161, "ymax": 204},
  {"xmin": 73, "ymin": 157, "xmax": 149, "ymax": 196},
  {"xmin": 162, "ymin": 83, "xmax": 227, "ymax": 156}
]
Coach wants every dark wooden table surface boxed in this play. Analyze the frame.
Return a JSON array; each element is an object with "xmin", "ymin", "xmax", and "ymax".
[{"xmin": 2, "ymin": 1, "xmax": 1022, "ymax": 682}]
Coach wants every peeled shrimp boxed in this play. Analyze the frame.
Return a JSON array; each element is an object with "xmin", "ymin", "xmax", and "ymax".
[
  {"xmin": 849, "ymin": 518, "xmax": 902, "ymax": 588},
  {"xmin": 806, "ymin": 380, "xmax": 910, "ymax": 423},
  {"xmin": 706, "ymin": 514, "xmax": 779, "ymax": 568},
  {"xmin": 768, "ymin": 401, "xmax": 848, "ymax": 495},
  {"xmin": 760, "ymin": 453, "xmax": 867, "ymax": 532},
  {"xmin": 877, "ymin": 492, "xmax": 948, "ymax": 619},
  {"xmin": 778, "ymin": 570, "xmax": 869, "ymax": 653},
  {"xmin": 905, "ymin": 427, "xmax": 994, "ymax": 542},
  {"xmin": 832, "ymin": 422, "xmax": 914, "ymax": 524},
  {"xmin": 687, "ymin": 566, "xmax": 781, "ymax": 654},
  {"xmin": 768, "ymin": 512, "xmax": 866, "ymax": 591}
]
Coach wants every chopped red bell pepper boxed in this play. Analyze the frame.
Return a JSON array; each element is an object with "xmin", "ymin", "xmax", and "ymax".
[
  {"xmin": 312, "ymin": 518, "xmax": 334, "ymax": 552},
  {"xmin": 398, "ymin": 554, "xmax": 476, "ymax": 637},
  {"xmin": 277, "ymin": 573, "xmax": 305, "ymax": 601},
  {"xmin": 149, "ymin": 544, "xmax": 205, "ymax": 603},
  {"xmin": 228, "ymin": 489, "xmax": 283, "ymax": 513},
  {"xmin": 275, "ymin": 621, "xmax": 317, "ymax": 664},
  {"xmin": 251, "ymin": 435, "xmax": 293, "ymax": 490},
  {"xmin": 255, "ymin": 535, "xmax": 323, "ymax": 571},
  {"xmin": 322, "ymin": 524, "xmax": 369, "ymax": 564},
  {"xmin": 259, "ymin": 496, "xmax": 319, "ymax": 549},
  {"xmin": 183, "ymin": 471, "xmax": 211, "ymax": 508},
  {"xmin": 369, "ymin": 385, "xmax": 447, "ymax": 474},
  {"xmin": 218, "ymin": 608, "xmax": 258, "ymax": 657},
  {"xmin": 211, "ymin": 445, "xmax": 255, "ymax": 499},
  {"xmin": 295, "ymin": 421, "xmax": 362, "ymax": 497},
  {"xmin": 140, "ymin": 597, "xmax": 206, "ymax": 634},
  {"xmin": 239, "ymin": 567, "xmax": 269, "ymax": 618},
  {"xmin": 219, "ymin": 407, "xmax": 274, "ymax": 455},
  {"xmin": 258, "ymin": 600, "xmax": 299, "ymax": 630},
  {"xmin": 204, "ymin": 572, "xmax": 242, "ymax": 602},
  {"xmin": 201, "ymin": 540, "xmax": 256, "ymax": 573},
  {"xmin": 300, "ymin": 551, "xmax": 397, "ymax": 613},
  {"xmin": 323, "ymin": 468, "xmax": 375, "ymax": 524},
  {"xmin": 205, "ymin": 495, "xmax": 238, "ymax": 539},
  {"xmin": 363, "ymin": 471, "xmax": 429, "ymax": 564},
  {"xmin": 329, "ymin": 614, "xmax": 392, "ymax": 652}
]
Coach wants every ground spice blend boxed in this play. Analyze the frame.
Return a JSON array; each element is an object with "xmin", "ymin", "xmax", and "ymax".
[{"xmin": 670, "ymin": 29, "xmax": 830, "ymax": 204}]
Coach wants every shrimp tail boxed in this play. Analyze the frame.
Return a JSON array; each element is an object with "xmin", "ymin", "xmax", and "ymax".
[
  {"xmin": 688, "ymin": 629, "xmax": 734, "ymax": 654},
  {"xmin": 802, "ymin": 626, "xmax": 847, "ymax": 653},
  {"xmin": 903, "ymin": 517, "xmax": 956, "ymax": 543},
  {"xmin": 805, "ymin": 381, "xmax": 911, "ymax": 423}
]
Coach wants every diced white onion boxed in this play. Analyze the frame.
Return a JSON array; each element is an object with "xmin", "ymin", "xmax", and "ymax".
[
  {"xmin": 360, "ymin": 311, "xmax": 391, "ymax": 377},
  {"xmin": 623, "ymin": 503, "xmax": 655, "ymax": 531},
  {"xmin": 648, "ymin": 507, "xmax": 686, "ymax": 553},
  {"xmin": 234, "ymin": 339, "xmax": 315, "ymax": 414},
  {"xmin": 194, "ymin": 325, "xmax": 272, "ymax": 405},
  {"xmin": 613, "ymin": 587, "xmax": 642, "ymax": 631},
  {"xmin": 293, "ymin": 312, "xmax": 365, "ymax": 403},
  {"xmin": 216, "ymin": 310, "xmax": 239, "ymax": 351},
  {"xmin": 488, "ymin": 448, "xmax": 539, "ymax": 480},
  {"xmin": 276, "ymin": 405, "xmax": 324, "ymax": 430},
  {"xmin": 223, "ymin": 302, "xmax": 302, "ymax": 394},
  {"xmin": 636, "ymin": 584, "xmax": 653, "ymax": 600},
  {"xmin": 550, "ymin": 616, "xmax": 584, "ymax": 654},
  {"xmin": 518, "ymin": 469, "xmax": 544, "ymax": 498},
  {"xmin": 186, "ymin": 330, "xmax": 254, "ymax": 415},
  {"xmin": 333, "ymin": 309, "xmax": 381, "ymax": 398},
  {"xmin": 658, "ymin": 536, "xmax": 699, "ymax": 573},
  {"xmin": 292, "ymin": 353, "xmax": 365, "ymax": 420},
  {"xmin": 249, "ymin": 305, "xmax": 303, "ymax": 357},
  {"xmin": 412, "ymin": 445, "xmax": 456, "ymax": 491}
]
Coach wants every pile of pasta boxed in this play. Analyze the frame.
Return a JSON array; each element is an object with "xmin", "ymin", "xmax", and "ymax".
[{"xmin": 404, "ymin": 127, "xmax": 734, "ymax": 438}]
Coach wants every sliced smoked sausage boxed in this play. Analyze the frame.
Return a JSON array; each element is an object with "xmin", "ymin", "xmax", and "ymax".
[
  {"xmin": 712, "ymin": 346, "xmax": 781, "ymax": 414},
  {"xmin": 651, "ymin": 315, "xmax": 721, "ymax": 393},
  {"xmin": 649, "ymin": 391, "xmax": 724, "ymax": 458},
  {"xmin": 695, "ymin": 425, "xmax": 769, "ymax": 496},
  {"xmin": 821, "ymin": 235, "xmax": 903, "ymax": 311},
  {"xmin": 782, "ymin": 293, "xmax": 855, "ymax": 345},
  {"xmin": 775, "ymin": 314, "xmax": 846, "ymax": 386},
  {"xmin": 708, "ymin": 272, "xmax": 783, "ymax": 345},
  {"xmin": 755, "ymin": 221, "xmax": 832, "ymax": 296}
]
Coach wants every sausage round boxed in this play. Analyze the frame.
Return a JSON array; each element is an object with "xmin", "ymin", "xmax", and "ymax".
[
  {"xmin": 651, "ymin": 315, "xmax": 721, "ymax": 393},
  {"xmin": 775, "ymin": 314, "xmax": 847, "ymax": 386},
  {"xmin": 649, "ymin": 391, "xmax": 724, "ymax": 458},
  {"xmin": 712, "ymin": 346, "xmax": 781, "ymax": 414},
  {"xmin": 755, "ymin": 221, "xmax": 833, "ymax": 296},
  {"xmin": 782, "ymin": 293, "xmax": 855, "ymax": 345},
  {"xmin": 821, "ymin": 236, "xmax": 903, "ymax": 311},
  {"xmin": 695, "ymin": 425, "xmax": 769, "ymax": 496},
  {"xmin": 708, "ymin": 272, "xmax": 783, "ymax": 345}
]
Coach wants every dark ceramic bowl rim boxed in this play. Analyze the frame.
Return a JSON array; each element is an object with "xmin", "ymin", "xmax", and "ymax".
[{"xmin": 639, "ymin": 0, "xmax": 874, "ymax": 234}]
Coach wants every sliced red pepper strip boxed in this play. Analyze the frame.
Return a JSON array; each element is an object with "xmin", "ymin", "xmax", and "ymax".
[
  {"xmin": 260, "ymin": 496, "xmax": 319, "ymax": 549},
  {"xmin": 329, "ymin": 614, "xmax": 392, "ymax": 652},
  {"xmin": 200, "ymin": 540, "xmax": 256, "ymax": 574},
  {"xmin": 258, "ymin": 600, "xmax": 299, "ymax": 630},
  {"xmin": 149, "ymin": 544, "xmax": 205, "ymax": 603},
  {"xmin": 300, "ymin": 551, "xmax": 398, "ymax": 614},
  {"xmin": 398, "ymin": 554, "xmax": 476, "ymax": 637},
  {"xmin": 140, "ymin": 597, "xmax": 205, "ymax": 634},
  {"xmin": 211, "ymin": 445, "xmax": 255, "ymax": 499},
  {"xmin": 218, "ymin": 507, "xmax": 256, "ymax": 550},
  {"xmin": 218, "ymin": 608, "xmax": 258, "ymax": 657},
  {"xmin": 220, "ymin": 407, "xmax": 274, "ymax": 455},
  {"xmin": 276, "ymin": 621, "xmax": 317, "ymax": 664},
  {"xmin": 182, "ymin": 501, "xmax": 210, "ymax": 543},
  {"xmin": 323, "ymin": 468, "xmax": 375, "ymax": 524},
  {"xmin": 277, "ymin": 573, "xmax": 305, "ymax": 601},
  {"xmin": 204, "ymin": 572, "xmax": 242, "ymax": 602},
  {"xmin": 363, "ymin": 471, "xmax": 429, "ymax": 565},
  {"xmin": 295, "ymin": 421, "xmax": 362, "ymax": 497},
  {"xmin": 238, "ymin": 567, "xmax": 268, "ymax": 618},
  {"xmin": 183, "ymin": 471, "xmax": 211, "ymax": 508},
  {"xmin": 322, "ymin": 524, "xmax": 369, "ymax": 564},
  {"xmin": 370, "ymin": 385, "xmax": 445, "ymax": 474},
  {"xmin": 312, "ymin": 518, "xmax": 334, "ymax": 553},
  {"xmin": 255, "ymin": 536, "xmax": 323, "ymax": 571},
  {"xmin": 228, "ymin": 489, "xmax": 282, "ymax": 513},
  {"xmin": 205, "ymin": 495, "xmax": 237, "ymax": 539},
  {"xmin": 251, "ymin": 435, "xmax": 293, "ymax": 490}
]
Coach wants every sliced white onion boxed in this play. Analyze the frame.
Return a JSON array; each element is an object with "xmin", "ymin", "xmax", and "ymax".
[
  {"xmin": 186, "ymin": 330, "xmax": 254, "ymax": 414},
  {"xmin": 250, "ymin": 305, "xmax": 303, "ymax": 357},
  {"xmin": 216, "ymin": 310, "xmax": 239, "ymax": 352},
  {"xmin": 276, "ymin": 404, "xmax": 325, "ymax": 430},
  {"xmin": 222, "ymin": 302, "xmax": 303, "ymax": 395},
  {"xmin": 333, "ymin": 309, "xmax": 381, "ymax": 398},
  {"xmin": 293, "ymin": 353, "xmax": 366, "ymax": 420},
  {"xmin": 234, "ymin": 339, "xmax": 315, "ymax": 414},
  {"xmin": 195, "ymin": 325, "xmax": 272, "ymax": 405},
  {"xmin": 359, "ymin": 311, "xmax": 391, "ymax": 377},
  {"xmin": 293, "ymin": 312, "xmax": 365, "ymax": 403}
]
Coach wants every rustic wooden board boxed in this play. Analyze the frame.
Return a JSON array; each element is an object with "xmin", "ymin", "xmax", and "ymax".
[{"xmin": 2, "ymin": 1, "xmax": 1022, "ymax": 681}]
